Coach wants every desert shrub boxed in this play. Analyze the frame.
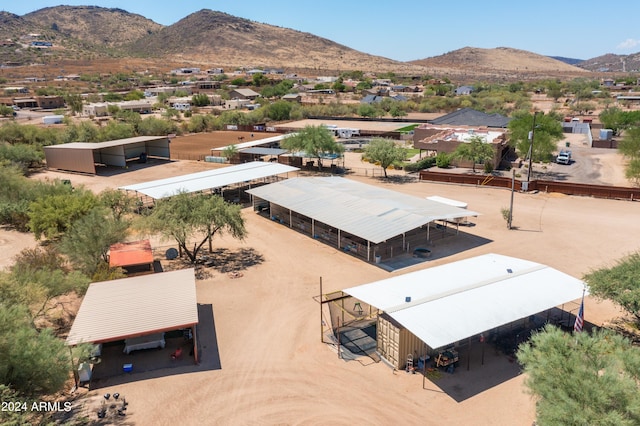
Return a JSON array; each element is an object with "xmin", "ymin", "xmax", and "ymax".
[
  {"xmin": 484, "ymin": 162, "xmax": 494, "ymax": 173},
  {"xmin": 435, "ymin": 152, "xmax": 451, "ymax": 168},
  {"xmin": 403, "ymin": 156, "xmax": 436, "ymax": 172}
]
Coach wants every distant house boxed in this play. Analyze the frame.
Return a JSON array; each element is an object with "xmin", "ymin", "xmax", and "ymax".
[
  {"xmin": 246, "ymin": 69, "xmax": 266, "ymax": 75},
  {"xmin": 229, "ymin": 88, "xmax": 260, "ymax": 100},
  {"xmin": 207, "ymin": 68, "xmax": 224, "ymax": 74},
  {"xmin": 35, "ymin": 95, "xmax": 65, "ymax": 109},
  {"xmin": 282, "ymin": 93, "xmax": 302, "ymax": 102},
  {"xmin": 193, "ymin": 81, "xmax": 221, "ymax": 91},
  {"xmin": 455, "ymin": 85, "xmax": 474, "ymax": 96}
]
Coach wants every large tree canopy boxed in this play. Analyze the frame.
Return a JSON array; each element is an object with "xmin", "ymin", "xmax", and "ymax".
[
  {"xmin": 507, "ymin": 111, "xmax": 563, "ymax": 162},
  {"xmin": 583, "ymin": 252, "xmax": 640, "ymax": 323},
  {"xmin": 518, "ymin": 325, "xmax": 640, "ymax": 426},
  {"xmin": 280, "ymin": 125, "xmax": 344, "ymax": 170},
  {"xmin": 140, "ymin": 192, "xmax": 246, "ymax": 263},
  {"xmin": 363, "ymin": 138, "xmax": 407, "ymax": 178}
]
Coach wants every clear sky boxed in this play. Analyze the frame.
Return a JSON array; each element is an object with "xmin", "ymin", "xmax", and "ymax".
[{"xmin": 3, "ymin": 1, "xmax": 640, "ymax": 62}]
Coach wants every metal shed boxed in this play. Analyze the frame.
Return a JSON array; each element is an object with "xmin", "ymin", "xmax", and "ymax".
[{"xmin": 44, "ymin": 136, "xmax": 170, "ymax": 174}]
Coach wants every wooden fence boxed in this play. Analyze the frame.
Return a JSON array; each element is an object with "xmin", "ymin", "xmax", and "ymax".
[{"xmin": 419, "ymin": 170, "xmax": 639, "ymax": 201}]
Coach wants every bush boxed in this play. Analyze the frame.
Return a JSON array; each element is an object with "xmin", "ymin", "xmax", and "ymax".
[
  {"xmin": 403, "ymin": 156, "xmax": 437, "ymax": 172},
  {"xmin": 484, "ymin": 162, "xmax": 494, "ymax": 173},
  {"xmin": 435, "ymin": 152, "xmax": 450, "ymax": 168}
]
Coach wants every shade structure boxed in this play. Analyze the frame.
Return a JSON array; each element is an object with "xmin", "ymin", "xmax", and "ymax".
[
  {"xmin": 66, "ymin": 269, "xmax": 198, "ymax": 346},
  {"xmin": 344, "ymin": 253, "xmax": 587, "ymax": 350},
  {"xmin": 246, "ymin": 177, "xmax": 478, "ymax": 244},
  {"xmin": 119, "ymin": 161, "xmax": 298, "ymax": 200},
  {"xmin": 109, "ymin": 240, "xmax": 153, "ymax": 268}
]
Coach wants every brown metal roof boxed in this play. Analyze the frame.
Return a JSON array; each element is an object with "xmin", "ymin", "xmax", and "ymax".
[
  {"xmin": 109, "ymin": 239, "xmax": 153, "ymax": 268},
  {"xmin": 66, "ymin": 268, "xmax": 198, "ymax": 346}
]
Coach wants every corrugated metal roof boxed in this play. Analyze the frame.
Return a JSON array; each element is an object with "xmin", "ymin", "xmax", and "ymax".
[
  {"xmin": 66, "ymin": 269, "xmax": 198, "ymax": 345},
  {"xmin": 211, "ymin": 133, "xmax": 295, "ymax": 151},
  {"xmin": 344, "ymin": 254, "xmax": 587, "ymax": 349},
  {"xmin": 240, "ymin": 147, "xmax": 288, "ymax": 156},
  {"xmin": 43, "ymin": 136, "xmax": 167, "ymax": 150},
  {"xmin": 119, "ymin": 161, "xmax": 299, "ymax": 200},
  {"xmin": 246, "ymin": 177, "xmax": 478, "ymax": 244},
  {"xmin": 109, "ymin": 240, "xmax": 153, "ymax": 268}
]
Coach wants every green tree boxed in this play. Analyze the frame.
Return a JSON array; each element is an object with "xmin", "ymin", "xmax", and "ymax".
[
  {"xmin": 64, "ymin": 93, "xmax": 83, "ymax": 115},
  {"xmin": 58, "ymin": 208, "xmax": 129, "ymax": 276},
  {"xmin": 363, "ymin": 138, "xmax": 407, "ymax": 178},
  {"xmin": 452, "ymin": 135, "xmax": 496, "ymax": 172},
  {"xmin": 280, "ymin": 125, "xmax": 344, "ymax": 170},
  {"xmin": 266, "ymin": 100, "xmax": 292, "ymax": 121},
  {"xmin": 583, "ymin": 252, "xmax": 640, "ymax": 323},
  {"xmin": 28, "ymin": 188, "xmax": 98, "ymax": 240},
  {"xmin": 0, "ymin": 304, "xmax": 71, "ymax": 396},
  {"xmin": 0, "ymin": 105, "xmax": 14, "ymax": 117},
  {"xmin": 192, "ymin": 93, "xmax": 211, "ymax": 107},
  {"xmin": 223, "ymin": 144, "xmax": 239, "ymax": 163},
  {"xmin": 507, "ymin": 111, "xmax": 563, "ymax": 162},
  {"xmin": 140, "ymin": 192, "xmax": 246, "ymax": 263},
  {"xmin": 357, "ymin": 103, "xmax": 378, "ymax": 118},
  {"xmin": 517, "ymin": 325, "xmax": 640, "ymax": 426}
]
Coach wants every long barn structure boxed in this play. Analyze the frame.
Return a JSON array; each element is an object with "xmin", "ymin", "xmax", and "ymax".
[
  {"xmin": 246, "ymin": 177, "xmax": 478, "ymax": 265},
  {"xmin": 44, "ymin": 136, "xmax": 170, "ymax": 174},
  {"xmin": 119, "ymin": 161, "xmax": 299, "ymax": 206}
]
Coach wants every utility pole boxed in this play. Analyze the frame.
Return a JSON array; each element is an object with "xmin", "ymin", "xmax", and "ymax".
[
  {"xmin": 508, "ymin": 168, "xmax": 515, "ymax": 229},
  {"xmin": 526, "ymin": 112, "xmax": 540, "ymax": 187}
]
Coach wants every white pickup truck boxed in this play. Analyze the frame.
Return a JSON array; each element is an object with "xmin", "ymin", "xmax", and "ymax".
[{"xmin": 556, "ymin": 150, "xmax": 572, "ymax": 165}]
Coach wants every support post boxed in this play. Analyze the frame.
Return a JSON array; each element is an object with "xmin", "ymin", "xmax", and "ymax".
[{"xmin": 320, "ymin": 277, "xmax": 323, "ymax": 343}]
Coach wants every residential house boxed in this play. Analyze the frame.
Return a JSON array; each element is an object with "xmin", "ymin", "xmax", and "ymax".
[
  {"xmin": 229, "ymin": 88, "xmax": 260, "ymax": 100},
  {"xmin": 35, "ymin": 95, "xmax": 65, "ymax": 109},
  {"xmin": 281, "ymin": 93, "xmax": 302, "ymax": 102},
  {"xmin": 413, "ymin": 124, "xmax": 510, "ymax": 169},
  {"xmin": 455, "ymin": 85, "xmax": 474, "ymax": 96}
]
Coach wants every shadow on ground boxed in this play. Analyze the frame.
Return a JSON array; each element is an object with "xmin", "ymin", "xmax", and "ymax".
[{"xmin": 86, "ymin": 303, "xmax": 221, "ymax": 390}]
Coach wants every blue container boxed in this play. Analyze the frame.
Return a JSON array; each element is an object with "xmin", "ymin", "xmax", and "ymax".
[{"xmin": 123, "ymin": 363, "xmax": 133, "ymax": 373}]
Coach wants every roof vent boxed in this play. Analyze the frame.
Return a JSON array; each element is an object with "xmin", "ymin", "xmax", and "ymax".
[
  {"xmin": 405, "ymin": 296, "xmax": 412, "ymax": 303},
  {"xmin": 507, "ymin": 268, "xmax": 513, "ymax": 274}
]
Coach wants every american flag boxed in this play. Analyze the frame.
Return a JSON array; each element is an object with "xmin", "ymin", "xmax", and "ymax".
[{"xmin": 574, "ymin": 297, "xmax": 584, "ymax": 333}]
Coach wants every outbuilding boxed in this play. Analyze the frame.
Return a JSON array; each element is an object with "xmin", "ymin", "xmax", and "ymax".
[
  {"xmin": 44, "ymin": 136, "xmax": 170, "ymax": 174},
  {"xmin": 343, "ymin": 253, "xmax": 587, "ymax": 369}
]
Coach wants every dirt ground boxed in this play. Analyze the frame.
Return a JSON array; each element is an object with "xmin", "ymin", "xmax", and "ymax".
[{"xmin": 4, "ymin": 146, "xmax": 639, "ymax": 425}]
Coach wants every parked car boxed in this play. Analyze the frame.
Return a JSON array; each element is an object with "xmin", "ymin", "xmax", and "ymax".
[{"xmin": 556, "ymin": 150, "xmax": 572, "ymax": 165}]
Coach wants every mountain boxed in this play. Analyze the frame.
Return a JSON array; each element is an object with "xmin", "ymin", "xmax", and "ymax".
[
  {"xmin": 0, "ymin": 6, "xmax": 601, "ymax": 79},
  {"xmin": 409, "ymin": 47, "xmax": 588, "ymax": 80},
  {"xmin": 549, "ymin": 56, "xmax": 584, "ymax": 66},
  {"xmin": 124, "ymin": 10, "xmax": 410, "ymax": 73},
  {"xmin": 23, "ymin": 6, "xmax": 163, "ymax": 48},
  {"xmin": 578, "ymin": 53, "xmax": 640, "ymax": 72}
]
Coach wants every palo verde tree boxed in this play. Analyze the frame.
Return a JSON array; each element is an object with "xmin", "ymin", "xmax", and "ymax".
[
  {"xmin": 280, "ymin": 125, "xmax": 344, "ymax": 171},
  {"xmin": 507, "ymin": 111, "xmax": 563, "ymax": 162},
  {"xmin": 517, "ymin": 325, "xmax": 640, "ymax": 425},
  {"xmin": 363, "ymin": 138, "xmax": 407, "ymax": 178},
  {"xmin": 617, "ymin": 127, "xmax": 640, "ymax": 184},
  {"xmin": 583, "ymin": 251, "xmax": 640, "ymax": 324},
  {"xmin": 452, "ymin": 135, "xmax": 496, "ymax": 172},
  {"xmin": 140, "ymin": 192, "xmax": 246, "ymax": 263}
]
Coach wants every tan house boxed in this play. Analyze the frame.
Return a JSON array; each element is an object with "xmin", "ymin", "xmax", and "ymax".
[{"xmin": 414, "ymin": 124, "xmax": 510, "ymax": 169}]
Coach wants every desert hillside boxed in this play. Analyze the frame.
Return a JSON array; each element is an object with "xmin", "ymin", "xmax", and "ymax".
[{"xmin": 0, "ymin": 6, "xmax": 599, "ymax": 79}]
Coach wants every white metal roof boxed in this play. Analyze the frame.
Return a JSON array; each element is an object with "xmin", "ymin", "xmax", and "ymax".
[
  {"xmin": 66, "ymin": 269, "xmax": 198, "ymax": 346},
  {"xmin": 211, "ymin": 133, "xmax": 296, "ymax": 151},
  {"xmin": 43, "ymin": 136, "xmax": 167, "ymax": 150},
  {"xmin": 246, "ymin": 177, "xmax": 478, "ymax": 244},
  {"xmin": 119, "ymin": 161, "xmax": 299, "ymax": 200},
  {"xmin": 426, "ymin": 195, "xmax": 467, "ymax": 209},
  {"xmin": 344, "ymin": 253, "xmax": 587, "ymax": 349}
]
